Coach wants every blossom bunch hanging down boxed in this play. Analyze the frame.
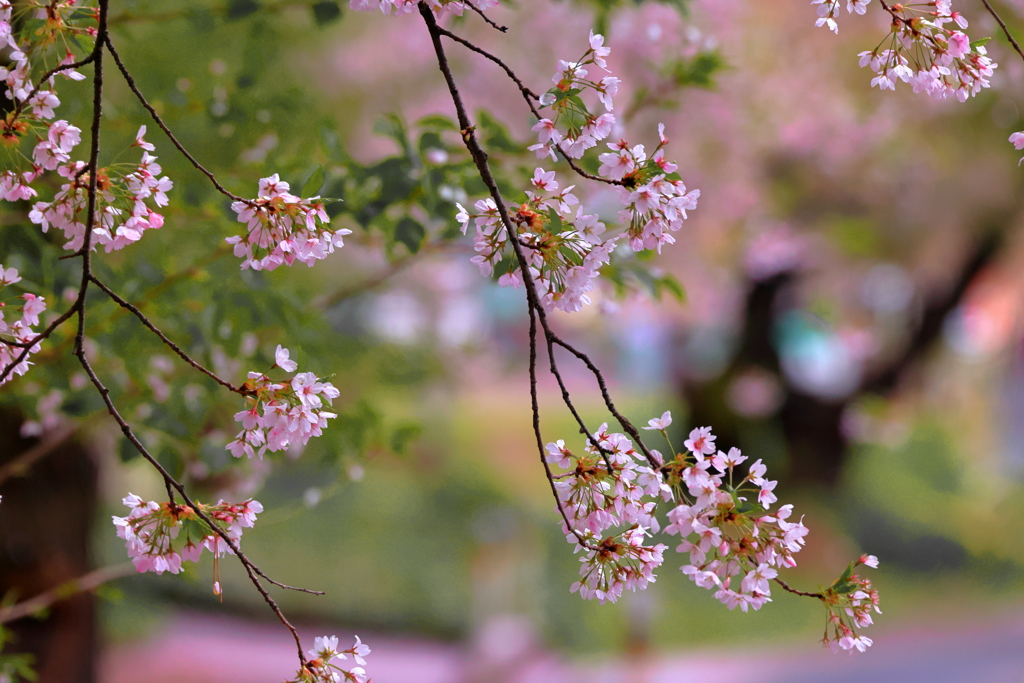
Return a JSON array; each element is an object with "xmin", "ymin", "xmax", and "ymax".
[
  {"xmin": 227, "ymin": 345, "xmax": 340, "ymax": 458},
  {"xmin": 0, "ymin": 264, "xmax": 46, "ymax": 386},
  {"xmin": 291, "ymin": 635, "xmax": 372, "ymax": 683},
  {"xmin": 821, "ymin": 555, "xmax": 881, "ymax": 653},
  {"xmin": 29, "ymin": 126, "xmax": 174, "ymax": 252},
  {"xmin": 457, "ymin": 168, "xmax": 617, "ymax": 313},
  {"xmin": 112, "ymin": 493, "xmax": 264, "ymax": 576},
  {"xmin": 599, "ymin": 124, "xmax": 700, "ymax": 253},
  {"xmin": 530, "ymin": 31, "xmax": 618, "ymax": 161},
  {"xmin": 812, "ymin": 0, "xmax": 995, "ymax": 102},
  {"xmin": 227, "ymin": 174, "xmax": 351, "ymax": 271},
  {"xmin": 0, "ymin": 0, "xmax": 90, "ymax": 202},
  {"xmin": 349, "ymin": 0, "xmax": 496, "ymax": 17},
  {"xmin": 544, "ymin": 422, "xmax": 669, "ymax": 603}
]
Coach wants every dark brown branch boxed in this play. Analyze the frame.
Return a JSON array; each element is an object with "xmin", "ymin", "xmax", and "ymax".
[
  {"xmin": 773, "ymin": 577, "xmax": 825, "ymax": 599},
  {"xmin": 421, "ymin": 1, "xmax": 602, "ymax": 549},
  {"xmin": 464, "ymin": 1, "xmax": 507, "ymax": 32},
  {"xmin": 89, "ymin": 274, "xmax": 247, "ymax": 396},
  {"xmin": 980, "ymin": 0, "xmax": 1024, "ymax": 64},
  {"xmin": 72, "ymin": 349, "xmax": 317, "ymax": 666},
  {"xmin": 0, "ymin": 563, "xmax": 135, "ymax": 624},
  {"xmin": 104, "ymin": 36, "xmax": 247, "ymax": 203}
]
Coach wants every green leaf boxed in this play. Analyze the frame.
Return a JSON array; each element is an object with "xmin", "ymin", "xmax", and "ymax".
[
  {"xmin": 311, "ymin": 1, "xmax": 343, "ymax": 26},
  {"xmin": 394, "ymin": 216, "xmax": 426, "ymax": 254},
  {"xmin": 390, "ymin": 421, "xmax": 423, "ymax": 455},
  {"xmin": 970, "ymin": 37, "xmax": 991, "ymax": 49},
  {"xmin": 547, "ymin": 208, "xmax": 563, "ymax": 233},
  {"xmin": 301, "ymin": 166, "xmax": 325, "ymax": 198},
  {"xmin": 656, "ymin": 274, "xmax": 687, "ymax": 302}
]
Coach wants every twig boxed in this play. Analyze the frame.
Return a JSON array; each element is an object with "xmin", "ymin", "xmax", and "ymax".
[
  {"xmin": 0, "ymin": 563, "xmax": 136, "ymax": 624},
  {"xmin": 104, "ymin": 36, "xmax": 247, "ymax": 203},
  {"xmin": 464, "ymin": 1, "xmax": 507, "ymax": 32},
  {"xmin": 980, "ymin": 0, "xmax": 1024, "ymax": 64},
  {"xmin": 89, "ymin": 274, "xmax": 247, "ymax": 396},
  {"xmin": 0, "ymin": 423, "xmax": 78, "ymax": 487},
  {"xmin": 773, "ymin": 577, "xmax": 825, "ymax": 599}
]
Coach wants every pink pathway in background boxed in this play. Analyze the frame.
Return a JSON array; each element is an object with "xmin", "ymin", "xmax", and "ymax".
[{"xmin": 100, "ymin": 606, "xmax": 1024, "ymax": 683}]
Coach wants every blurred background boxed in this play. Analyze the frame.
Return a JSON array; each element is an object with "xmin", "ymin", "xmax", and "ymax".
[{"xmin": 3, "ymin": 0, "xmax": 1024, "ymax": 681}]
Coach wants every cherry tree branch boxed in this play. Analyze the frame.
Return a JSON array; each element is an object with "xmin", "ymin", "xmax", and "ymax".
[
  {"xmin": 464, "ymin": 1, "xmax": 507, "ymax": 32},
  {"xmin": 979, "ymin": 0, "xmax": 1024, "ymax": 64},
  {"xmin": 0, "ymin": 563, "xmax": 135, "ymax": 625},
  {"xmin": 88, "ymin": 274, "xmax": 248, "ymax": 396},
  {"xmin": 773, "ymin": 577, "xmax": 825, "ymax": 599},
  {"xmin": 104, "ymin": 35, "xmax": 248, "ymax": 203}
]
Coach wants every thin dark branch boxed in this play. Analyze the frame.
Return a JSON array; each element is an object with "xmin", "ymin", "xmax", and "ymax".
[
  {"xmin": 73, "ymin": 349, "xmax": 317, "ymax": 666},
  {"xmin": 549, "ymin": 336, "xmax": 661, "ymax": 470},
  {"xmin": 421, "ymin": 1, "xmax": 599, "ymax": 549},
  {"xmin": 773, "ymin": 577, "xmax": 825, "ymax": 599},
  {"xmin": 0, "ymin": 302, "xmax": 79, "ymax": 384},
  {"xmin": 980, "ymin": 0, "xmax": 1024, "ymax": 64},
  {"xmin": 464, "ymin": 1, "xmax": 507, "ymax": 31},
  {"xmin": 104, "ymin": 36, "xmax": 247, "ymax": 203},
  {"xmin": 529, "ymin": 302, "xmax": 596, "ymax": 547},
  {"xmin": 0, "ymin": 563, "xmax": 135, "ymax": 624},
  {"xmin": 436, "ymin": 26, "xmax": 626, "ymax": 187},
  {"xmin": 89, "ymin": 274, "xmax": 246, "ymax": 395}
]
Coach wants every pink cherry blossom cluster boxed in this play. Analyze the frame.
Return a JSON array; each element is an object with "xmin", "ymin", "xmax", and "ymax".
[
  {"xmin": 0, "ymin": 1, "xmax": 91, "ymax": 201},
  {"xmin": 226, "ymin": 345, "xmax": 340, "ymax": 458},
  {"xmin": 813, "ymin": 0, "xmax": 995, "ymax": 102},
  {"xmin": 291, "ymin": 635, "xmax": 371, "ymax": 683},
  {"xmin": 653, "ymin": 419, "xmax": 810, "ymax": 614},
  {"xmin": 29, "ymin": 126, "xmax": 173, "ymax": 252},
  {"xmin": 545, "ymin": 412, "xmax": 878, "ymax": 650},
  {"xmin": 112, "ymin": 493, "xmax": 263, "ymax": 575},
  {"xmin": 599, "ymin": 125, "xmax": 700, "ymax": 253},
  {"xmin": 0, "ymin": 265, "xmax": 46, "ymax": 386},
  {"xmin": 530, "ymin": 31, "xmax": 618, "ymax": 161},
  {"xmin": 348, "ymin": 0, "xmax": 496, "ymax": 19},
  {"xmin": 544, "ymin": 423, "xmax": 669, "ymax": 603},
  {"xmin": 457, "ymin": 168, "xmax": 617, "ymax": 313},
  {"xmin": 227, "ymin": 174, "xmax": 351, "ymax": 271},
  {"xmin": 822, "ymin": 554, "xmax": 881, "ymax": 652}
]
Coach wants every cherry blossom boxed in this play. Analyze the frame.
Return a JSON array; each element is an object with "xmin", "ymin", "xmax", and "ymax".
[
  {"xmin": 292, "ymin": 634, "xmax": 372, "ymax": 683},
  {"xmin": 227, "ymin": 346, "xmax": 340, "ymax": 458},
  {"xmin": 227, "ymin": 175, "xmax": 351, "ymax": 271},
  {"xmin": 112, "ymin": 494, "xmax": 264, "ymax": 576},
  {"xmin": 0, "ymin": 265, "xmax": 47, "ymax": 387}
]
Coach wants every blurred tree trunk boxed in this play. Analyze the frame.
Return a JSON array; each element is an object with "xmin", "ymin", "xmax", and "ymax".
[
  {"xmin": 682, "ymin": 230, "xmax": 1004, "ymax": 488},
  {"xmin": 0, "ymin": 408, "xmax": 96, "ymax": 683}
]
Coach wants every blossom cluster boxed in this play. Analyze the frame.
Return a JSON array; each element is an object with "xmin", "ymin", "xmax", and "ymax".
[
  {"xmin": 822, "ymin": 555, "xmax": 881, "ymax": 652},
  {"xmin": 227, "ymin": 175, "xmax": 351, "ymax": 271},
  {"xmin": 457, "ymin": 168, "xmax": 616, "ymax": 312},
  {"xmin": 291, "ymin": 635, "xmax": 371, "ymax": 683},
  {"xmin": 29, "ymin": 126, "xmax": 174, "ymax": 252},
  {"xmin": 0, "ymin": 3, "xmax": 174, "ymax": 251},
  {"xmin": 530, "ymin": 31, "xmax": 618, "ymax": 161},
  {"xmin": 455, "ymin": 32, "xmax": 699, "ymax": 311},
  {"xmin": 349, "ymin": 0, "xmax": 495, "ymax": 19},
  {"xmin": 112, "ymin": 493, "xmax": 263, "ymax": 576},
  {"xmin": 0, "ymin": 265, "xmax": 46, "ymax": 386},
  {"xmin": 227, "ymin": 345, "xmax": 340, "ymax": 458},
  {"xmin": 812, "ymin": 0, "xmax": 995, "ymax": 102},
  {"xmin": 545, "ymin": 422, "xmax": 669, "ymax": 603},
  {"xmin": 659, "ymin": 428, "xmax": 809, "ymax": 614},
  {"xmin": 600, "ymin": 126, "xmax": 700, "ymax": 253},
  {"xmin": 545, "ymin": 411, "xmax": 878, "ymax": 650}
]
